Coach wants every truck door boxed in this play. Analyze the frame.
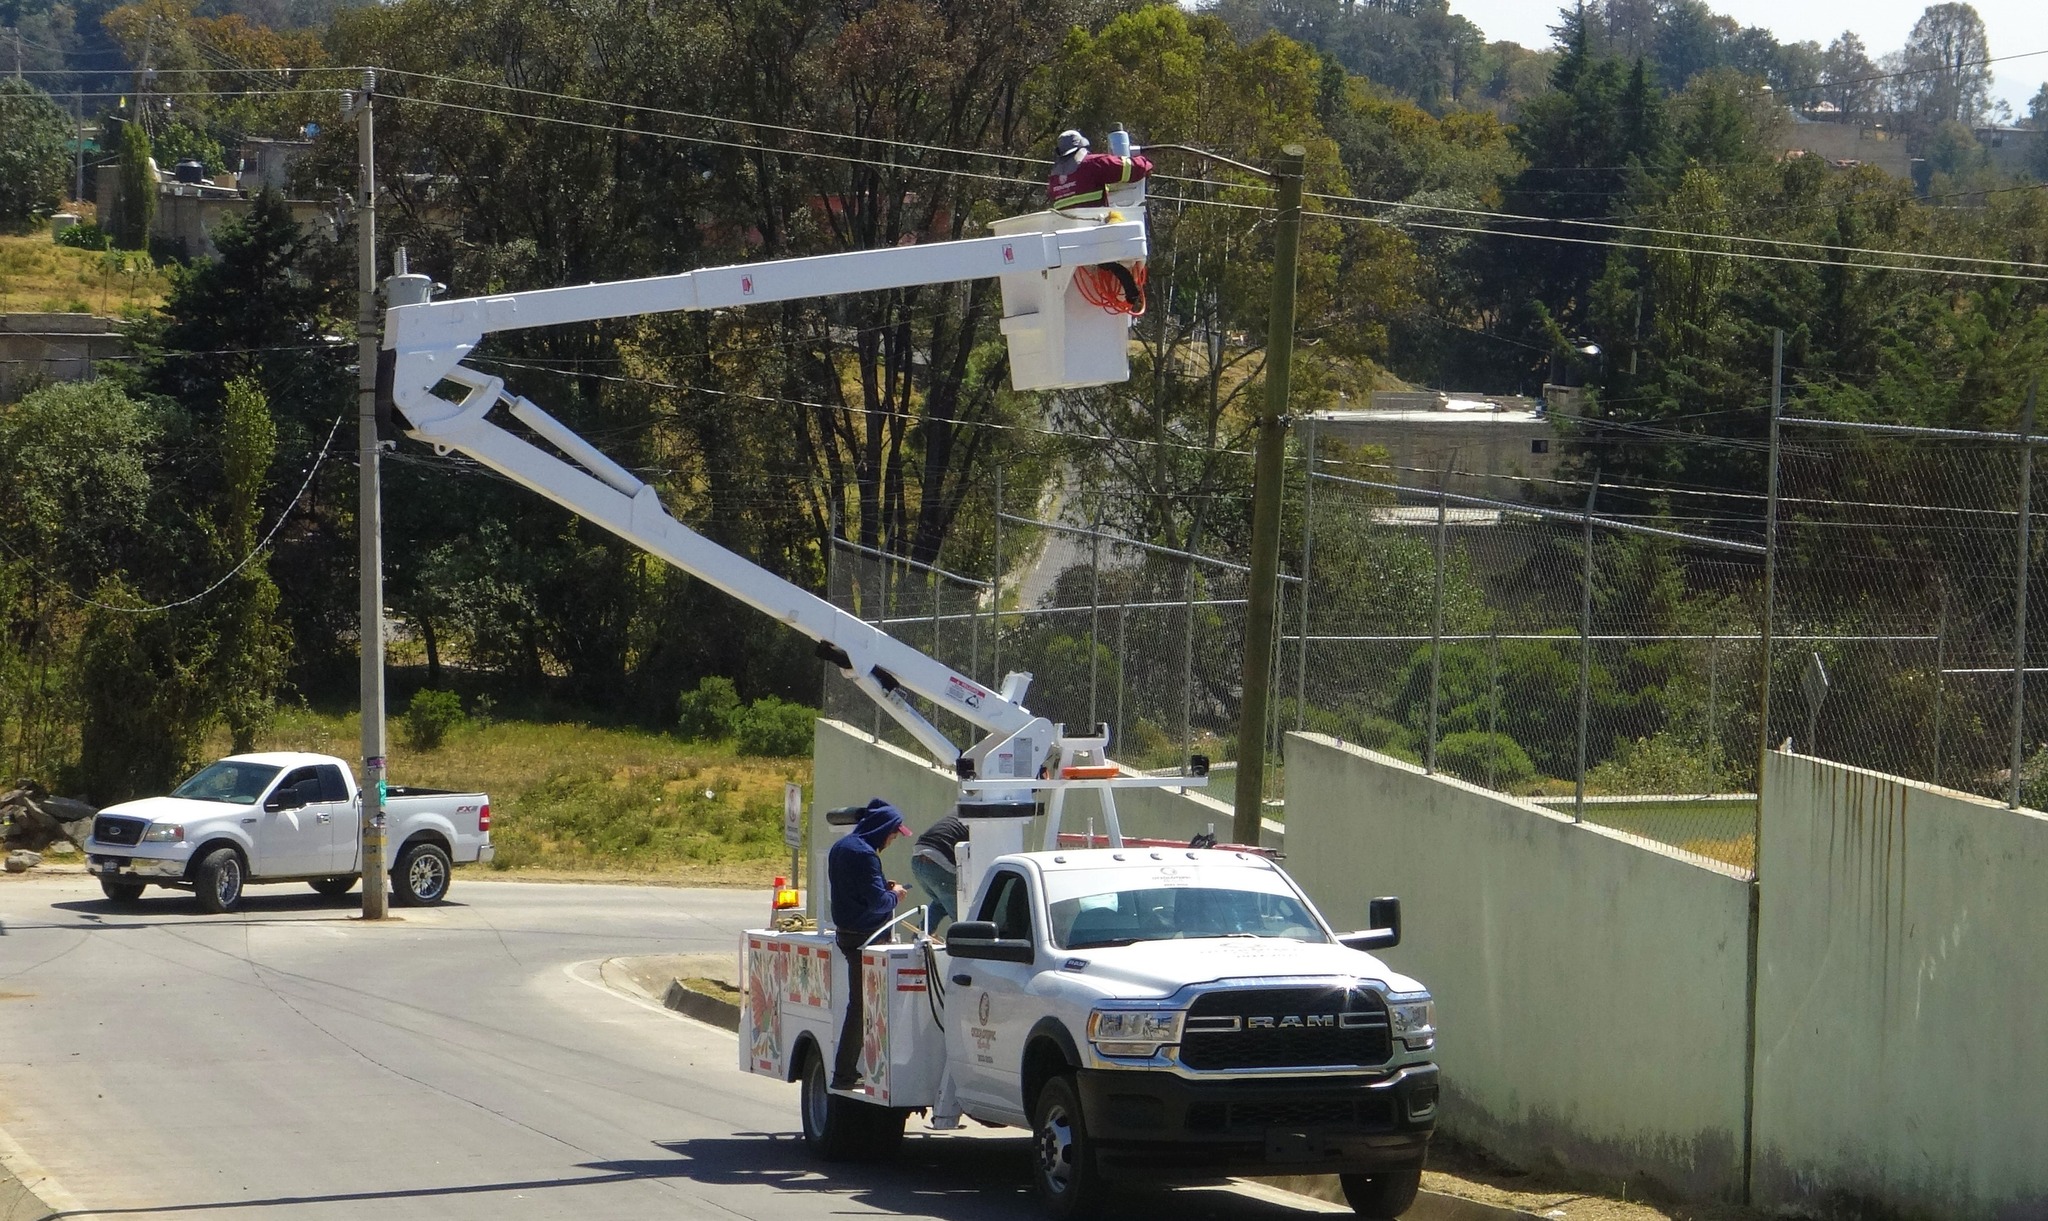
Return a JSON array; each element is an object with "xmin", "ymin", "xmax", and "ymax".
[
  {"xmin": 315, "ymin": 764, "xmax": 357, "ymax": 873},
  {"xmin": 948, "ymin": 867, "xmax": 1039, "ymax": 1121},
  {"xmin": 259, "ymin": 767, "xmax": 333, "ymax": 877}
]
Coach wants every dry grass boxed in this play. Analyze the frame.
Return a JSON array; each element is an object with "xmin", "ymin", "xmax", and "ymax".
[
  {"xmin": 230, "ymin": 705, "xmax": 811, "ymax": 887},
  {"xmin": 0, "ymin": 234, "xmax": 168, "ymax": 316}
]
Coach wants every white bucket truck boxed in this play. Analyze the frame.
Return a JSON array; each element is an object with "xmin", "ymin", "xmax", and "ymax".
[{"xmin": 379, "ymin": 186, "xmax": 1436, "ymax": 1218}]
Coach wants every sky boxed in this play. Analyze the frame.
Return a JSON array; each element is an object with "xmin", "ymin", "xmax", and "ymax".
[{"xmin": 1450, "ymin": 0, "xmax": 2048, "ymax": 118}]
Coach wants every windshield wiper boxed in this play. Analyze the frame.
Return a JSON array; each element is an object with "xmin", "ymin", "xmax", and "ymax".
[{"xmin": 1068, "ymin": 937, "xmax": 1141, "ymax": 949}]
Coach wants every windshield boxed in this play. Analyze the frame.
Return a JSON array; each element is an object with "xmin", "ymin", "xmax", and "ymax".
[
  {"xmin": 1049, "ymin": 879, "xmax": 1328, "ymax": 949},
  {"xmin": 169, "ymin": 761, "xmax": 281, "ymax": 805}
]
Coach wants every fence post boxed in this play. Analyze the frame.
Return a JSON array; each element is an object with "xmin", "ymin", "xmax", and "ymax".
[
  {"xmin": 1707, "ymin": 633, "xmax": 1721, "ymax": 794},
  {"xmin": 1758, "ymin": 329, "xmax": 1785, "ymax": 851},
  {"xmin": 1117, "ymin": 603, "xmax": 1127, "ymax": 757},
  {"xmin": 1296, "ymin": 417, "xmax": 1317, "ymax": 732},
  {"xmin": 2010, "ymin": 381, "xmax": 2037, "ymax": 810},
  {"xmin": 1486, "ymin": 631, "xmax": 1501, "ymax": 791},
  {"xmin": 1933, "ymin": 580, "xmax": 1948, "ymax": 788},
  {"xmin": 1427, "ymin": 463, "xmax": 1450, "ymax": 774},
  {"xmin": 1183, "ymin": 549, "xmax": 1196, "ymax": 780},
  {"xmin": 1090, "ymin": 516, "xmax": 1102, "ymax": 729},
  {"xmin": 992, "ymin": 463, "xmax": 1003, "ymax": 681},
  {"xmin": 1576, "ymin": 471, "xmax": 1600, "ymax": 821}
]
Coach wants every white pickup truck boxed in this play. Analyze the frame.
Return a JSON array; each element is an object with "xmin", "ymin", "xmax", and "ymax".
[
  {"xmin": 742, "ymin": 845, "xmax": 1437, "ymax": 1219},
  {"xmin": 83, "ymin": 751, "xmax": 493, "ymax": 912}
]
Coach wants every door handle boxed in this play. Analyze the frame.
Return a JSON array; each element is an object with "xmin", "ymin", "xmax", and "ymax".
[
  {"xmin": 316, "ymin": 813, "xmax": 331, "ymax": 823},
  {"xmin": 951, "ymin": 974, "xmax": 972, "ymax": 986}
]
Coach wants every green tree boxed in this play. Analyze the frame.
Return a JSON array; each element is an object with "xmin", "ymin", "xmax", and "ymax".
[
  {"xmin": 112, "ymin": 120, "xmax": 156, "ymax": 250},
  {"xmin": 72, "ymin": 582, "xmax": 216, "ymax": 804},
  {"xmin": 212, "ymin": 375, "xmax": 288, "ymax": 752},
  {"xmin": 0, "ymin": 79, "xmax": 72, "ymax": 228}
]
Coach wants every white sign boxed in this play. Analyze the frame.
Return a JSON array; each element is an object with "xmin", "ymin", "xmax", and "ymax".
[{"xmin": 783, "ymin": 783, "xmax": 803, "ymax": 849}]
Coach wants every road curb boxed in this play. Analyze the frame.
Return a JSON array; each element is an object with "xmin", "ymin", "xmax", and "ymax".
[
  {"xmin": 662, "ymin": 978, "xmax": 741, "ymax": 1030},
  {"xmin": 1255, "ymin": 1177, "xmax": 1542, "ymax": 1221}
]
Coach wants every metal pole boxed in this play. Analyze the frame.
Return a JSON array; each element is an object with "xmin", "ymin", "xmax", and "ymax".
[
  {"xmin": 353, "ymin": 72, "xmax": 389, "ymax": 920},
  {"xmin": 1576, "ymin": 471, "xmax": 1600, "ymax": 821},
  {"xmin": 991, "ymin": 464, "xmax": 1003, "ymax": 681},
  {"xmin": 1933, "ymin": 581, "xmax": 1948, "ymax": 787},
  {"xmin": 1183, "ymin": 544, "xmax": 1195, "ymax": 781},
  {"xmin": 1758, "ymin": 329, "xmax": 1784, "ymax": 833},
  {"xmin": 2010, "ymin": 380, "xmax": 2037, "ymax": 810},
  {"xmin": 1486, "ymin": 631, "xmax": 1500, "ymax": 790},
  {"xmin": 1232, "ymin": 143, "xmax": 1307, "ymax": 844},
  {"xmin": 1296, "ymin": 416, "xmax": 1316, "ymax": 732},
  {"xmin": 1427, "ymin": 462, "xmax": 1450, "ymax": 774},
  {"xmin": 1116, "ymin": 603, "xmax": 1127, "ymax": 756},
  {"xmin": 74, "ymin": 93, "xmax": 85, "ymax": 205},
  {"xmin": 1090, "ymin": 516, "xmax": 1101, "ymax": 729},
  {"xmin": 1707, "ymin": 634, "xmax": 1721, "ymax": 794}
]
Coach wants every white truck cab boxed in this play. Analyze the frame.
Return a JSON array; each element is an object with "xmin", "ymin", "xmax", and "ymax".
[
  {"xmin": 83, "ymin": 751, "xmax": 492, "ymax": 912},
  {"xmin": 742, "ymin": 844, "xmax": 1437, "ymax": 1219}
]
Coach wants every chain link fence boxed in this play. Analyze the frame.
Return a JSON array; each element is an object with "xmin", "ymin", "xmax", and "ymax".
[{"xmin": 818, "ymin": 393, "xmax": 2048, "ymax": 882}]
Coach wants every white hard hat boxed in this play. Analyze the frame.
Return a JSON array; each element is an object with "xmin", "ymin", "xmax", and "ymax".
[{"xmin": 1055, "ymin": 129, "xmax": 1089, "ymax": 158}]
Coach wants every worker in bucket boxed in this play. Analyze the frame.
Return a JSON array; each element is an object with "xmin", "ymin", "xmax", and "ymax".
[
  {"xmin": 826, "ymin": 797, "xmax": 912, "ymax": 1091},
  {"xmin": 911, "ymin": 812, "xmax": 968, "ymax": 930},
  {"xmin": 1047, "ymin": 127, "xmax": 1152, "ymax": 311}
]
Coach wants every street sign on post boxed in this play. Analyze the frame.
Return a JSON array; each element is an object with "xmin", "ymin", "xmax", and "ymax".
[{"xmin": 783, "ymin": 783, "xmax": 803, "ymax": 849}]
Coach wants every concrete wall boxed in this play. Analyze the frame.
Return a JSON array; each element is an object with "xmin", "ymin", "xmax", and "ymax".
[
  {"xmin": 1752, "ymin": 753, "xmax": 2048, "ymax": 1220},
  {"xmin": 0, "ymin": 314, "xmax": 129, "ymax": 401},
  {"xmin": 1285, "ymin": 732, "xmax": 1755, "ymax": 1203}
]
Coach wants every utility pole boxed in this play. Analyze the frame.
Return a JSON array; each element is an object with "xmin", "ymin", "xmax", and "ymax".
[
  {"xmin": 74, "ymin": 92, "xmax": 85, "ymax": 205},
  {"xmin": 348, "ymin": 71, "xmax": 390, "ymax": 920},
  {"xmin": 1232, "ymin": 144, "xmax": 1307, "ymax": 845}
]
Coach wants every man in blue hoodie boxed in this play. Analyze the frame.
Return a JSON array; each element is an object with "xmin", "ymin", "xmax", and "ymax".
[{"xmin": 827, "ymin": 797, "xmax": 912, "ymax": 1090}]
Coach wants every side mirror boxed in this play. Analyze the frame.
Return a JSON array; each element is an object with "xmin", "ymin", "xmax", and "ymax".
[
  {"xmin": 1339, "ymin": 896, "xmax": 1402, "ymax": 952},
  {"xmin": 266, "ymin": 789, "xmax": 307, "ymax": 813},
  {"xmin": 944, "ymin": 920, "xmax": 1035, "ymax": 964}
]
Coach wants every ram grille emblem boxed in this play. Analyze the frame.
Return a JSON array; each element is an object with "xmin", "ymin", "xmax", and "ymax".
[{"xmin": 1246, "ymin": 1014, "xmax": 1336, "ymax": 1029}]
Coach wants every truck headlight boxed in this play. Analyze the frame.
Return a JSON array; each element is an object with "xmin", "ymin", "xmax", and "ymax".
[
  {"xmin": 1087, "ymin": 1009, "xmax": 1184, "ymax": 1057},
  {"xmin": 1388, "ymin": 994, "xmax": 1434, "ymax": 1051},
  {"xmin": 141, "ymin": 823, "xmax": 185, "ymax": 843}
]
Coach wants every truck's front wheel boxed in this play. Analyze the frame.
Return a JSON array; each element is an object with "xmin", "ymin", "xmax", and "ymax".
[
  {"xmin": 1339, "ymin": 1168, "xmax": 1423, "ymax": 1218},
  {"xmin": 194, "ymin": 847, "xmax": 245, "ymax": 914},
  {"xmin": 798, "ymin": 1047, "xmax": 902, "ymax": 1160},
  {"xmin": 98, "ymin": 877, "xmax": 146, "ymax": 904},
  {"xmin": 1030, "ymin": 1074, "xmax": 1107, "ymax": 1220}
]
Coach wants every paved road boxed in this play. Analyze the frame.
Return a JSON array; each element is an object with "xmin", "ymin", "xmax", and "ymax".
[{"xmin": 0, "ymin": 873, "xmax": 1340, "ymax": 1221}]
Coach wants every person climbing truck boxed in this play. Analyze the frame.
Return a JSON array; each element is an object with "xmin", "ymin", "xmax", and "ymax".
[{"xmin": 825, "ymin": 798, "xmax": 912, "ymax": 1090}]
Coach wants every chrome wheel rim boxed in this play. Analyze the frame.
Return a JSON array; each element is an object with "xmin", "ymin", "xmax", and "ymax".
[
  {"xmin": 216, "ymin": 857, "xmax": 242, "ymax": 907},
  {"xmin": 408, "ymin": 852, "xmax": 447, "ymax": 900},
  {"xmin": 1036, "ymin": 1102, "xmax": 1076, "ymax": 1194}
]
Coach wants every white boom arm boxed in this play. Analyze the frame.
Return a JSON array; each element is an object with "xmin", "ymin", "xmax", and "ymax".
[{"xmin": 380, "ymin": 215, "xmax": 1147, "ymax": 805}]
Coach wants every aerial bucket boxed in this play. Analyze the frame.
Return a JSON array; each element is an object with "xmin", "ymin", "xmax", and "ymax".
[{"xmin": 991, "ymin": 211, "xmax": 1139, "ymax": 392}]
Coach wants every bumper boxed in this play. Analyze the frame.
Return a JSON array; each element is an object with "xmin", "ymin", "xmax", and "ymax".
[
  {"xmin": 476, "ymin": 842, "xmax": 495, "ymax": 865},
  {"xmin": 87, "ymin": 852, "xmax": 187, "ymax": 881},
  {"xmin": 1075, "ymin": 1062, "xmax": 1436, "ymax": 1180}
]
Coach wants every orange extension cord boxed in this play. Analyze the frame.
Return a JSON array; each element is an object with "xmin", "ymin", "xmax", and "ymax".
[{"xmin": 1075, "ymin": 262, "xmax": 1148, "ymax": 317}]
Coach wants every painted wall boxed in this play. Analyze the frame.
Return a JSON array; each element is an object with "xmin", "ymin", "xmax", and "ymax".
[
  {"xmin": 1752, "ymin": 752, "xmax": 2048, "ymax": 1220},
  {"xmin": 1284, "ymin": 732, "xmax": 1755, "ymax": 1203}
]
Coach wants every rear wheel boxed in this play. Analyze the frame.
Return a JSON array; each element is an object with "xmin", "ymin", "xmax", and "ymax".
[
  {"xmin": 1030, "ymin": 1074, "xmax": 1107, "ymax": 1221},
  {"xmin": 391, "ymin": 842, "xmax": 451, "ymax": 906},
  {"xmin": 1339, "ymin": 1167, "xmax": 1423, "ymax": 1218},
  {"xmin": 193, "ymin": 847, "xmax": 245, "ymax": 914},
  {"xmin": 98, "ymin": 877, "xmax": 146, "ymax": 904},
  {"xmin": 798, "ymin": 1046, "xmax": 903, "ymax": 1160},
  {"xmin": 309, "ymin": 876, "xmax": 358, "ymax": 897}
]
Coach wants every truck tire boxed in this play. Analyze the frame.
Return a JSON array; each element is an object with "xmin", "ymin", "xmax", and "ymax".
[
  {"xmin": 1030, "ymin": 1074, "xmax": 1107, "ymax": 1220},
  {"xmin": 98, "ymin": 877, "xmax": 146, "ymax": 904},
  {"xmin": 1339, "ymin": 1168, "xmax": 1423, "ymax": 1218},
  {"xmin": 309, "ymin": 876, "xmax": 359, "ymax": 897},
  {"xmin": 194, "ymin": 847, "xmax": 246, "ymax": 914},
  {"xmin": 798, "ymin": 1046, "xmax": 901, "ymax": 1160},
  {"xmin": 391, "ymin": 842, "xmax": 451, "ymax": 906}
]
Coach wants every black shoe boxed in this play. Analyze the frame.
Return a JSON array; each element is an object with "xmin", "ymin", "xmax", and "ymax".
[{"xmin": 829, "ymin": 1075, "xmax": 861, "ymax": 1091}]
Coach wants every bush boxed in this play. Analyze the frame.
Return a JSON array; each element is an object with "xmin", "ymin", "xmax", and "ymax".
[
  {"xmin": 1587, "ymin": 732, "xmax": 1713, "ymax": 796},
  {"xmin": 731, "ymin": 696, "xmax": 817, "ymax": 757},
  {"xmin": 404, "ymin": 688, "xmax": 464, "ymax": 751},
  {"xmin": 677, "ymin": 675, "xmax": 741, "ymax": 741},
  {"xmin": 56, "ymin": 220, "xmax": 113, "ymax": 250},
  {"xmin": 1435, "ymin": 731, "xmax": 1536, "ymax": 789}
]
